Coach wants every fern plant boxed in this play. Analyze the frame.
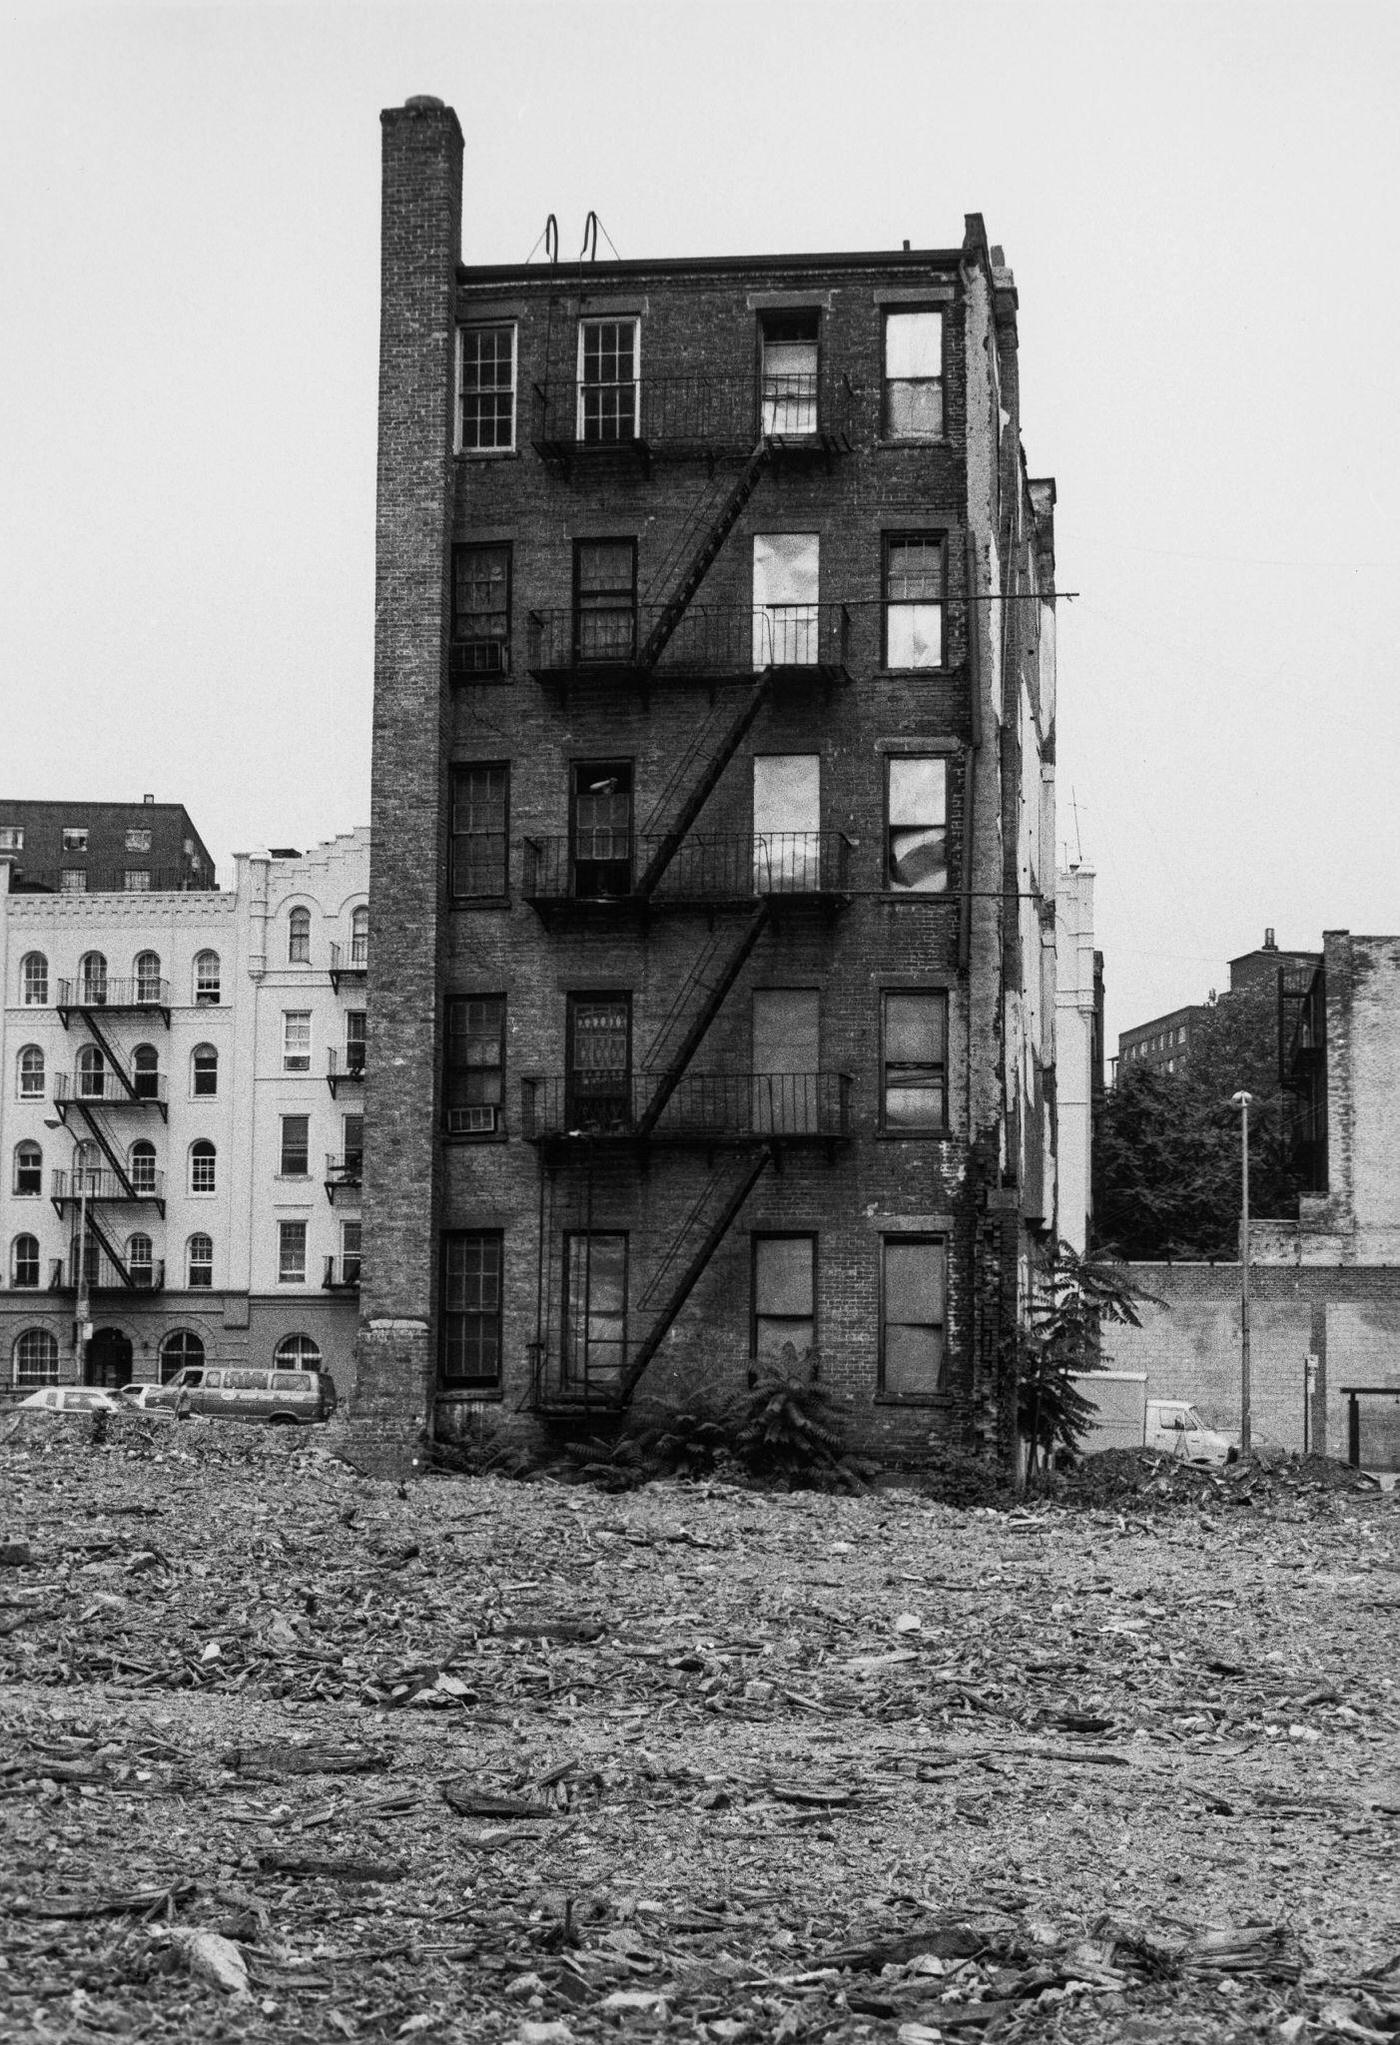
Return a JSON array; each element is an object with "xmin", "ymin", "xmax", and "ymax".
[{"xmin": 735, "ymin": 1345, "xmax": 866, "ymax": 1490}]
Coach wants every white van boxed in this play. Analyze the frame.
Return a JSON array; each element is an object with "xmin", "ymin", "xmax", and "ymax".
[
  {"xmin": 1145, "ymin": 1400, "xmax": 1237, "ymax": 1465},
  {"xmin": 144, "ymin": 1366, "xmax": 337, "ymax": 1426}
]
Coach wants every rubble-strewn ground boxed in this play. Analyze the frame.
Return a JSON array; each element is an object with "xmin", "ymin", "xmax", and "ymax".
[{"xmin": 2, "ymin": 1415, "xmax": 1398, "ymax": 2045}]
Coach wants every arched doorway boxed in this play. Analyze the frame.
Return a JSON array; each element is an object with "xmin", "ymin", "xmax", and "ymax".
[{"xmin": 86, "ymin": 1327, "xmax": 133, "ymax": 1389}]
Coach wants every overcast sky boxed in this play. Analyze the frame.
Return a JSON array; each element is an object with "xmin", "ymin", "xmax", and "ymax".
[{"xmin": 4, "ymin": 0, "xmax": 1399, "ymax": 1050}]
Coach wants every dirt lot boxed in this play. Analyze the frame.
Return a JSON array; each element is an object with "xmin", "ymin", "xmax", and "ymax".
[{"xmin": 2, "ymin": 1416, "xmax": 1398, "ymax": 2045}]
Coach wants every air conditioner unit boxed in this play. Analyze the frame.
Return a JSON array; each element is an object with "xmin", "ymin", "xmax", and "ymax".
[{"xmin": 448, "ymin": 1105, "xmax": 498, "ymax": 1134}]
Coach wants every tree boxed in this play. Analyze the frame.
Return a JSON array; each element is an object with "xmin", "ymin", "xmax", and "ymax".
[
  {"xmin": 1098, "ymin": 980, "xmax": 1301, "ymax": 1261},
  {"xmin": 1015, "ymin": 1241, "xmax": 1159, "ymax": 1474}
]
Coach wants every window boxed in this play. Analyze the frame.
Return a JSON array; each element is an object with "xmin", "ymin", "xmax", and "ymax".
[
  {"xmin": 160, "ymin": 1330, "xmax": 203, "ymax": 1382},
  {"xmin": 191, "ymin": 1044, "xmax": 218, "ymax": 1096},
  {"xmin": 883, "ymin": 310, "xmax": 943, "ymax": 439},
  {"xmin": 132, "ymin": 1044, "xmax": 160, "ymax": 1099},
  {"xmin": 577, "ymin": 317, "xmax": 639, "ymax": 442},
  {"xmin": 288, "ymin": 907, "xmax": 311, "ymax": 963},
  {"xmin": 125, "ymin": 827, "xmax": 152, "ymax": 854},
  {"xmin": 129, "ymin": 1141, "xmax": 157, "ymax": 1194},
  {"xmin": 574, "ymin": 540, "xmax": 637, "ymax": 663},
  {"xmin": 80, "ymin": 952, "xmax": 108, "ymax": 1004},
  {"xmin": 345, "ymin": 1011, "xmax": 366, "ymax": 1073},
  {"xmin": 563, "ymin": 1233, "xmax": 627, "ymax": 1388},
  {"xmin": 128, "ymin": 1233, "xmax": 154, "ymax": 1288},
  {"xmin": 753, "ymin": 755, "xmax": 820, "ymax": 893},
  {"xmin": 752, "ymin": 1235, "xmax": 816, "ymax": 1362},
  {"xmin": 20, "ymin": 953, "xmax": 47, "ymax": 1005},
  {"xmin": 278, "ymin": 1221, "xmax": 307, "ymax": 1284},
  {"xmin": 13, "ymin": 1142, "xmax": 41, "ymax": 1197},
  {"xmin": 283, "ymin": 1011, "xmax": 312, "ymax": 1072},
  {"xmin": 14, "ymin": 1328, "xmax": 59, "ymax": 1387},
  {"xmin": 76, "ymin": 1045, "xmax": 105, "ymax": 1099},
  {"xmin": 187, "ymin": 1233, "xmax": 213, "ymax": 1288},
  {"xmin": 440, "ymin": 1231, "xmax": 503, "ymax": 1389},
  {"xmin": 449, "ymin": 764, "xmax": 509, "ymax": 901},
  {"xmin": 753, "ymin": 989, "xmax": 820, "ymax": 1134},
  {"xmin": 566, "ymin": 994, "xmax": 632, "ymax": 1133},
  {"xmin": 446, "ymin": 995, "xmax": 505, "ymax": 1135},
  {"xmin": 340, "ymin": 1219, "xmax": 362, "ymax": 1285},
  {"xmin": 280, "ymin": 1115, "xmax": 310, "ymax": 1176},
  {"xmin": 10, "ymin": 1236, "xmax": 40, "ymax": 1289},
  {"xmin": 342, "ymin": 1113, "xmax": 363, "ymax": 1174},
  {"xmin": 17, "ymin": 1046, "xmax": 44, "ymax": 1101},
  {"xmin": 571, "ymin": 761, "xmax": 632, "ymax": 897},
  {"xmin": 458, "ymin": 323, "xmax": 516, "ymax": 452},
  {"xmin": 881, "ymin": 992, "xmax": 948, "ymax": 1131},
  {"xmin": 886, "ymin": 757, "xmax": 948, "ymax": 893},
  {"xmin": 881, "ymin": 1237, "xmax": 947, "ymax": 1396},
  {"xmin": 752, "ymin": 533, "xmax": 819, "ymax": 668},
  {"xmin": 60, "ymin": 870, "xmax": 86, "ymax": 893},
  {"xmin": 124, "ymin": 870, "xmax": 151, "ymax": 892},
  {"xmin": 452, "ymin": 543, "xmax": 511, "ymax": 675},
  {"xmin": 760, "ymin": 310, "xmax": 818, "ymax": 437},
  {"xmin": 62, "ymin": 826, "xmax": 89, "ymax": 853},
  {"xmin": 189, "ymin": 1140, "xmax": 217, "ymax": 1195},
  {"xmin": 883, "ymin": 535, "xmax": 944, "ymax": 669},
  {"xmin": 275, "ymin": 1333, "xmax": 322, "ymax": 1371},
  {"xmin": 0, "ymin": 827, "xmax": 24, "ymax": 851},
  {"xmin": 350, "ymin": 906, "xmax": 368, "ymax": 968},
  {"xmin": 194, "ymin": 951, "xmax": 221, "ymax": 1005},
  {"xmin": 134, "ymin": 951, "xmax": 162, "ymax": 1003}
]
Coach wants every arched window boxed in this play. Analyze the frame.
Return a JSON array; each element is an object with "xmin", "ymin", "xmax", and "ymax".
[
  {"xmin": 350, "ymin": 905, "xmax": 369, "ymax": 967},
  {"xmin": 189, "ymin": 1140, "xmax": 216, "ymax": 1194},
  {"xmin": 17, "ymin": 1046, "xmax": 44, "ymax": 1101},
  {"xmin": 14, "ymin": 1327, "xmax": 59, "ymax": 1387},
  {"xmin": 128, "ymin": 1140, "xmax": 157, "ymax": 1195},
  {"xmin": 159, "ymin": 1329, "xmax": 204, "ymax": 1382},
  {"xmin": 127, "ymin": 1233, "xmax": 154, "ymax": 1287},
  {"xmin": 191, "ymin": 1044, "xmax": 218, "ymax": 1097},
  {"xmin": 275, "ymin": 1333, "xmax": 322, "ymax": 1372},
  {"xmin": 134, "ymin": 951, "xmax": 162, "ymax": 1004},
  {"xmin": 76, "ymin": 1044, "xmax": 106, "ymax": 1100},
  {"xmin": 288, "ymin": 907, "xmax": 311, "ymax": 964},
  {"xmin": 10, "ymin": 1236, "xmax": 40, "ymax": 1288},
  {"xmin": 132, "ymin": 1044, "xmax": 160, "ymax": 1100},
  {"xmin": 20, "ymin": 952, "xmax": 48, "ymax": 1006},
  {"xmin": 79, "ymin": 951, "xmax": 108, "ymax": 1004},
  {"xmin": 187, "ymin": 1234, "xmax": 213, "ymax": 1288},
  {"xmin": 13, "ymin": 1142, "xmax": 41, "ymax": 1197},
  {"xmin": 193, "ymin": 951, "xmax": 221, "ymax": 1006}
]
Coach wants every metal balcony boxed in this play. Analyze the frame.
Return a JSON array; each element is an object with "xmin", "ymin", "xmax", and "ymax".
[
  {"xmin": 522, "ymin": 831, "xmax": 855, "ymax": 917},
  {"xmin": 53, "ymin": 1070, "xmax": 168, "ymax": 1116},
  {"xmin": 324, "ymin": 1152, "xmax": 363, "ymax": 1202},
  {"xmin": 322, "ymin": 1254, "xmax": 362, "ymax": 1290},
  {"xmin": 56, "ymin": 976, "xmax": 171, "ymax": 1024},
  {"xmin": 531, "ymin": 373, "xmax": 853, "ymax": 473},
  {"xmin": 328, "ymin": 943, "xmax": 368, "ymax": 994},
  {"xmin": 51, "ymin": 1168, "xmax": 165, "ymax": 1210},
  {"xmin": 49, "ymin": 1253, "xmax": 165, "ymax": 1295},
  {"xmin": 520, "ymin": 1070, "xmax": 852, "ymax": 1147},
  {"xmin": 526, "ymin": 603, "xmax": 852, "ymax": 688},
  {"xmin": 326, "ymin": 1046, "xmax": 366, "ymax": 1097}
]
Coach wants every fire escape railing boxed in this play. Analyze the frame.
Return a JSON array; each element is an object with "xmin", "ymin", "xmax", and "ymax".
[
  {"xmin": 522, "ymin": 830, "xmax": 854, "ymax": 907},
  {"xmin": 520, "ymin": 1069, "xmax": 851, "ymax": 1144}
]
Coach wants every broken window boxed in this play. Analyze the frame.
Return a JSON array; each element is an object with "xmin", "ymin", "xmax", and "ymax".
[
  {"xmin": 883, "ymin": 534, "xmax": 944, "ymax": 669},
  {"xmin": 566, "ymin": 994, "xmax": 632, "ymax": 1133},
  {"xmin": 458, "ymin": 325, "xmax": 516, "ymax": 452},
  {"xmin": 753, "ymin": 533, "xmax": 819, "ymax": 669},
  {"xmin": 760, "ymin": 310, "xmax": 818, "ymax": 437},
  {"xmin": 881, "ymin": 991, "xmax": 948, "ymax": 1130},
  {"xmin": 449, "ymin": 764, "xmax": 509, "ymax": 901},
  {"xmin": 883, "ymin": 310, "xmax": 943, "ymax": 440},
  {"xmin": 752, "ymin": 1234, "xmax": 816, "ymax": 1362},
  {"xmin": 571, "ymin": 761, "xmax": 633, "ymax": 898},
  {"xmin": 752, "ymin": 988, "xmax": 819, "ymax": 1134},
  {"xmin": 577, "ymin": 318, "xmax": 639, "ymax": 442},
  {"xmin": 881, "ymin": 1236, "xmax": 947, "ymax": 1396},
  {"xmin": 752, "ymin": 754, "xmax": 820, "ymax": 893},
  {"xmin": 453, "ymin": 543, "xmax": 511, "ymax": 675},
  {"xmin": 445, "ymin": 995, "xmax": 505, "ymax": 1136},
  {"xmin": 563, "ymin": 1233, "xmax": 627, "ymax": 1388},
  {"xmin": 574, "ymin": 540, "xmax": 637, "ymax": 664},
  {"xmin": 886, "ymin": 756, "xmax": 948, "ymax": 893}
]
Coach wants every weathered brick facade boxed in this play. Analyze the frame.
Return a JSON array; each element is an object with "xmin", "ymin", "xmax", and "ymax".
[{"xmin": 353, "ymin": 98, "xmax": 1059, "ymax": 1473}]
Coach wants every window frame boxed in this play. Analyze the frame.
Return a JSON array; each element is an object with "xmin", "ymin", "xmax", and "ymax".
[
  {"xmin": 20, "ymin": 953, "xmax": 48, "ymax": 1006},
  {"xmin": 878, "ymin": 1234, "xmax": 948, "ymax": 1401},
  {"xmin": 573, "ymin": 538, "xmax": 638, "ymax": 666},
  {"xmin": 10, "ymin": 1234, "xmax": 40, "ymax": 1289},
  {"xmin": 439, "ymin": 1229, "xmax": 504, "ymax": 1392},
  {"xmin": 13, "ymin": 1141, "xmax": 42, "ymax": 1197},
  {"xmin": 562, "ymin": 1230, "xmax": 628, "ymax": 1389},
  {"xmin": 160, "ymin": 1329, "xmax": 204, "ymax": 1382},
  {"xmin": 193, "ymin": 951, "xmax": 221, "ymax": 1005},
  {"xmin": 884, "ymin": 754, "xmax": 950, "ymax": 895},
  {"xmin": 445, "ymin": 993, "xmax": 507, "ymax": 1138},
  {"xmin": 457, "ymin": 322, "xmax": 517, "ymax": 455},
  {"xmin": 882, "ymin": 307, "xmax": 945, "ymax": 442},
  {"xmin": 279, "ymin": 1113, "xmax": 311, "ymax": 1177},
  {"xmin": 569, "ymin": 759, "xmax": 634, "ymax": 899},
  {"xmin": 881, "ymin": 532, "xmax": 946, "ymax": 672},
  {"xmin": 451, "ymin": 541, "xmax": 513, "ymax": 677},
  {"xmin": 879, "ymin": 989, "xmax": 950, "ymax": 1134},
  {"xmin": 191, "ymin": 1044, "xmax": 218, "ymax": 1097},
  {"xmin": 186, "ymin": 1232, "xmax": 213, "ymax": 1289},
  {"xmin": 128, "ymin": 1140, "xmax": 157, "ymax": 1194},
  {"xmin": 758, "ymin": 308, "xmax": 820, "ymax": 438},
  {"xmin": 278, "ymin": 1219, "xmax": 308, "ymax": 1285},
  {"xmin": 576, "ymin": 316, "xmax": 640, "ymax": 443},
  {"xmin": 14, "ymin": 1327, "xmax": 59, "ymax": 1387},
  {"xmin": 350, "ymin": 906, "xmax": 369, "ymax": 968},
  {"xmin": 282, "ymin": 1010, "xmax": 312, "ymax": 1073},
  {"xmin": 288, "ymin": 906, "xmax": 311, "ymax": 964},
  {"xmin": 750, "ymin": 1233, "xmax": 817, "ymax": 1363},
  {"xmin": 565, "ymin": 992, "xmax": 633, "ymax": 1134},
  {"xmin": 125, "ymin": 827, "xmax": 152, "ymax": 854},
  {"xmin": 448, "ymin": 762, "xmax": 510, "ymax": 905},
  {"xmin": 17, "ymin": 1045, "xmax": 44, "ymax": 1101},
  {"xmin": 134, "ymin": 950, "xmax": 162, "ymax": 1003},
  {"xmin": 275, "ymin": 1333, "xmax": 322, "ymax": 1372},
  {"xmin": 189, "ymin": 1139, "xmax": 217, "ymax": 1196},
  {"xmin": 62, "ymin": 826, "xmax": 89, "ymax": 854}
]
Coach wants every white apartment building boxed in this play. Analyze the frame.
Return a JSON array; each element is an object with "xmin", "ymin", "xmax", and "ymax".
[{"xmin": 0, "ymin": 829, "xmax": 369, "ymax": 1398}]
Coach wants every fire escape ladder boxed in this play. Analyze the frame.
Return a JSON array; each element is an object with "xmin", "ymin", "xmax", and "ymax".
[
  {"xmin": 636, "ymin": 903, "xmax": 771, "ymax": 1136},
  {"xmin": 637, "ymin": 437, "xmax": 771, "ymax": 670},
  {"xmin": 618, "ymin": 1146, "xmax": 774, "ymax": 1403},
  {"xmin": 77, "ymin": 1011, "xmax": 142, "ymax": 1101},
  {"xmin": 635, "ymin": 675, "xmax": 773, "ymax": 898},
  {"xmin": 76, "ymin": 1207, "xmax": 135, "ymax": 1287},
  {"xmin": 71, "ymin": 1103, "xmax": 138, "ymax": 1197}
]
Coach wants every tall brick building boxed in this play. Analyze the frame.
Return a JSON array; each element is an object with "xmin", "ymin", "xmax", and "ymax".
[{"xmin": 354, "ymin": 97, "xmax": 1060, "ymax": 1467}]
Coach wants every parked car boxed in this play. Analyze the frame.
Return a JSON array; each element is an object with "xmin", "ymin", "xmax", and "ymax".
[
  {"xmin": 19, "ymin": 1386, "xmax": 122, "ymax": 1414},
  {"xmin": 117, "ymin": 1383, "xmax": 169, "ymax": 1413},
  {"xmin": 142, "ymin": 1366, "xmax": 338, "ymax": 1425},
  {"xmin": 1144, "ymin": 1400, "xmax": 1238, "ymax": 1465}
]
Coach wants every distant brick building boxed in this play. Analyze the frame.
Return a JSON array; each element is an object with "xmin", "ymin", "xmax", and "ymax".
[
  {"xmin": 1116, "ymin": 929, "xmax": 1316, "ymax": 1081},
  {"xmin": 353, "ymin": 97, "xmax": 1062, "ymax": 1469},
  {"xmin": 0, "ymin": 796, "xmax": 215, "ymax": 896}
]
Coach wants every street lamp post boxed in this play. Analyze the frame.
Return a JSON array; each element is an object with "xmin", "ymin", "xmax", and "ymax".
[{"xmin": 1231, "ymin": 1090, "xmax": 1255, "ymax": 1456}]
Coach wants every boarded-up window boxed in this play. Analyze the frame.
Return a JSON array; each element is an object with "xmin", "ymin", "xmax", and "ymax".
[
  {"xmin": 753, "ymin": 534, "xmax": 819, "ymax": 669},
  {"xmin": 884, "ymin": 535, "xmax": 944, "ymax": 669},
  {"xmin": 760, "ymin": 311, "xmax": 818, "ymax": 437},
  {"xmin": 563, "ymin": 1233, "xmax": 627, "ymax": 1387},
  {"xmin": 884, "ymin": 311, "xmax": 943, "ymax": 440},
  {"xmin": 753, "ymin": 988, "xmax": 819, "ymax": 1134},
  {"xmin": 753, "ymin": 755, "xmax": 820, "ymax": 893},
  {"xmin": 882, "ymin": 992, "xmax": 948, "ymax": 1130},
  {"xmin": 752, "ymin": 1235, "xmax": 816, "ymax": 1361},
  {"xmin": 886, "ymin": 757, "xmax": 948, "ymax": 893},
  {"xmin": 881, "ymin": 1237, "xmax": 947, "ymax": 1396}
]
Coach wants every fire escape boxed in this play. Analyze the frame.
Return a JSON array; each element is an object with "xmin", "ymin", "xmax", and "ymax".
[
  {"xmin": 51, "ymin": 970, "xmax": 169, "ymax": 1291},
  {"xmin": 519, "ymin": 338, "xmax": 854, "ymax": 1414}
]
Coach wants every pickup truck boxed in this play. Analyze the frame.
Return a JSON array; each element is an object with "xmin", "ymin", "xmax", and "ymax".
[{"xmin": 1071, "ymin": 1372, "xmax": 1238, "ymax": 1464}]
